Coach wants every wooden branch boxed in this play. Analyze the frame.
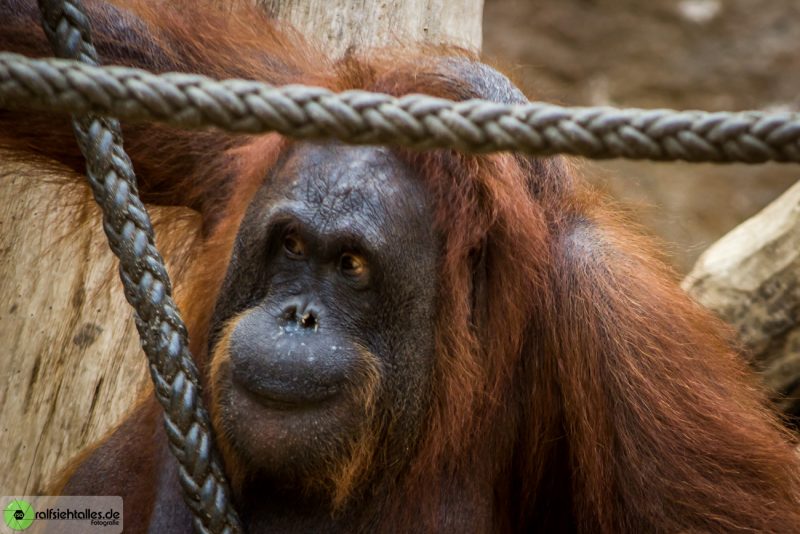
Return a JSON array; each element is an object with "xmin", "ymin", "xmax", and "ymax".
[{"xmin": 683, "ymin": 181, "xmax": 800, "ymax": 418}]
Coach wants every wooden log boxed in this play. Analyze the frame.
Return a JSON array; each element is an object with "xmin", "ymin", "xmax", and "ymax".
[{"xmin": 683, "ymin": 181, "xmax": 800, "ymax": 419}]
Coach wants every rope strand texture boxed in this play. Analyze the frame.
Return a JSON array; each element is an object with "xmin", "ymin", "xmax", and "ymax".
[
  {"xmin": 2, "ymin": 51, "xmax": 800, "ymax": 162},
  {"xmin": 34, "ymin": 1, "xmax": 242, "ymax": 532}
]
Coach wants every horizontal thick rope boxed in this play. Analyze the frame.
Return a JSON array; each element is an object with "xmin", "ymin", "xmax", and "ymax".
[{"xmin": 2, "ymin": 52, "xmax": 800, "ymax": 163}]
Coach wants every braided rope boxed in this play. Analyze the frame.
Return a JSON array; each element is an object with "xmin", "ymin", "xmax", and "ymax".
[
  {"xmin": 34, "ymin": 1, "xmax": 242, "ymax": 532},
  {"xmin": 2, "ymin": 52, "xmax": 800, "ymax": 162}
]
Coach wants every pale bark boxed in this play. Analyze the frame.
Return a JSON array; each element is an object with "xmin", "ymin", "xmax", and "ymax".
[
  {"xmin": 256, "ymin": 0, "xmax": 482, "ymax": 56},
  {"xmin": 0, "ymin": 159, "xmax": 201, "ymax": 493},
  {"xmin": 0, "ymin": 0, "xmax": 482, "ymax": 496},
  {"xmin": 683, "ymin": 182, "xmax": 800, "ymax": 418}
]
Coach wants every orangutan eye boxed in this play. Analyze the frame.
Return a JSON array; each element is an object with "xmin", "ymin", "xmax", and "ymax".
[
  {"xmin": 339, "ymin": 252, "xmax": 367, "ymax": 280},
  {"xmin": 283, "ymin": 232, "xmax": 306, "ymax": 259}
]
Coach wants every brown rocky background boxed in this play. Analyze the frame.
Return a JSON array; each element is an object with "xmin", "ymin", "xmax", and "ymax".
[{"xmin": 483, "ymin": 0, "xmax": 800, "ymax": 273}]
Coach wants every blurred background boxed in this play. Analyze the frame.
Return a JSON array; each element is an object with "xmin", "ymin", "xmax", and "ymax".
[{"xmin": 483, "ymin": 0, "xmax": 800, "ymax": 273}]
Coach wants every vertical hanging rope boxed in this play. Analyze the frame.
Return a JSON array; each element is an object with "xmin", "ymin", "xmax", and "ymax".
[{"xmin": 35, "ymin": 1, "xmax": 242, "ymax": 532}]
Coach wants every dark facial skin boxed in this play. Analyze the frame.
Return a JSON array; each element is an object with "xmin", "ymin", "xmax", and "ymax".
[{"xmin": 209, "ymin": 143, "xmax": 439, "ymax": 493}]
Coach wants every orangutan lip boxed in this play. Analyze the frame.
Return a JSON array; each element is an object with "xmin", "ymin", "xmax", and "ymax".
[{"xmin": 233, "ymin": 375, "xmax": 341, "ymax": 409}]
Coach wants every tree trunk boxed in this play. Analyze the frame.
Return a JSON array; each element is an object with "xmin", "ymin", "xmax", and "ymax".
[
  {"xmin": 255, "ymin": 0, "xmax": 482, "ymax": 57},
  {"xmin": 0, "ymin": 0, "xmax": 482, "ymax": 495},
  {"xmin": 0, "ymin": 160, "xmax": 200, "ymax": 494}
]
